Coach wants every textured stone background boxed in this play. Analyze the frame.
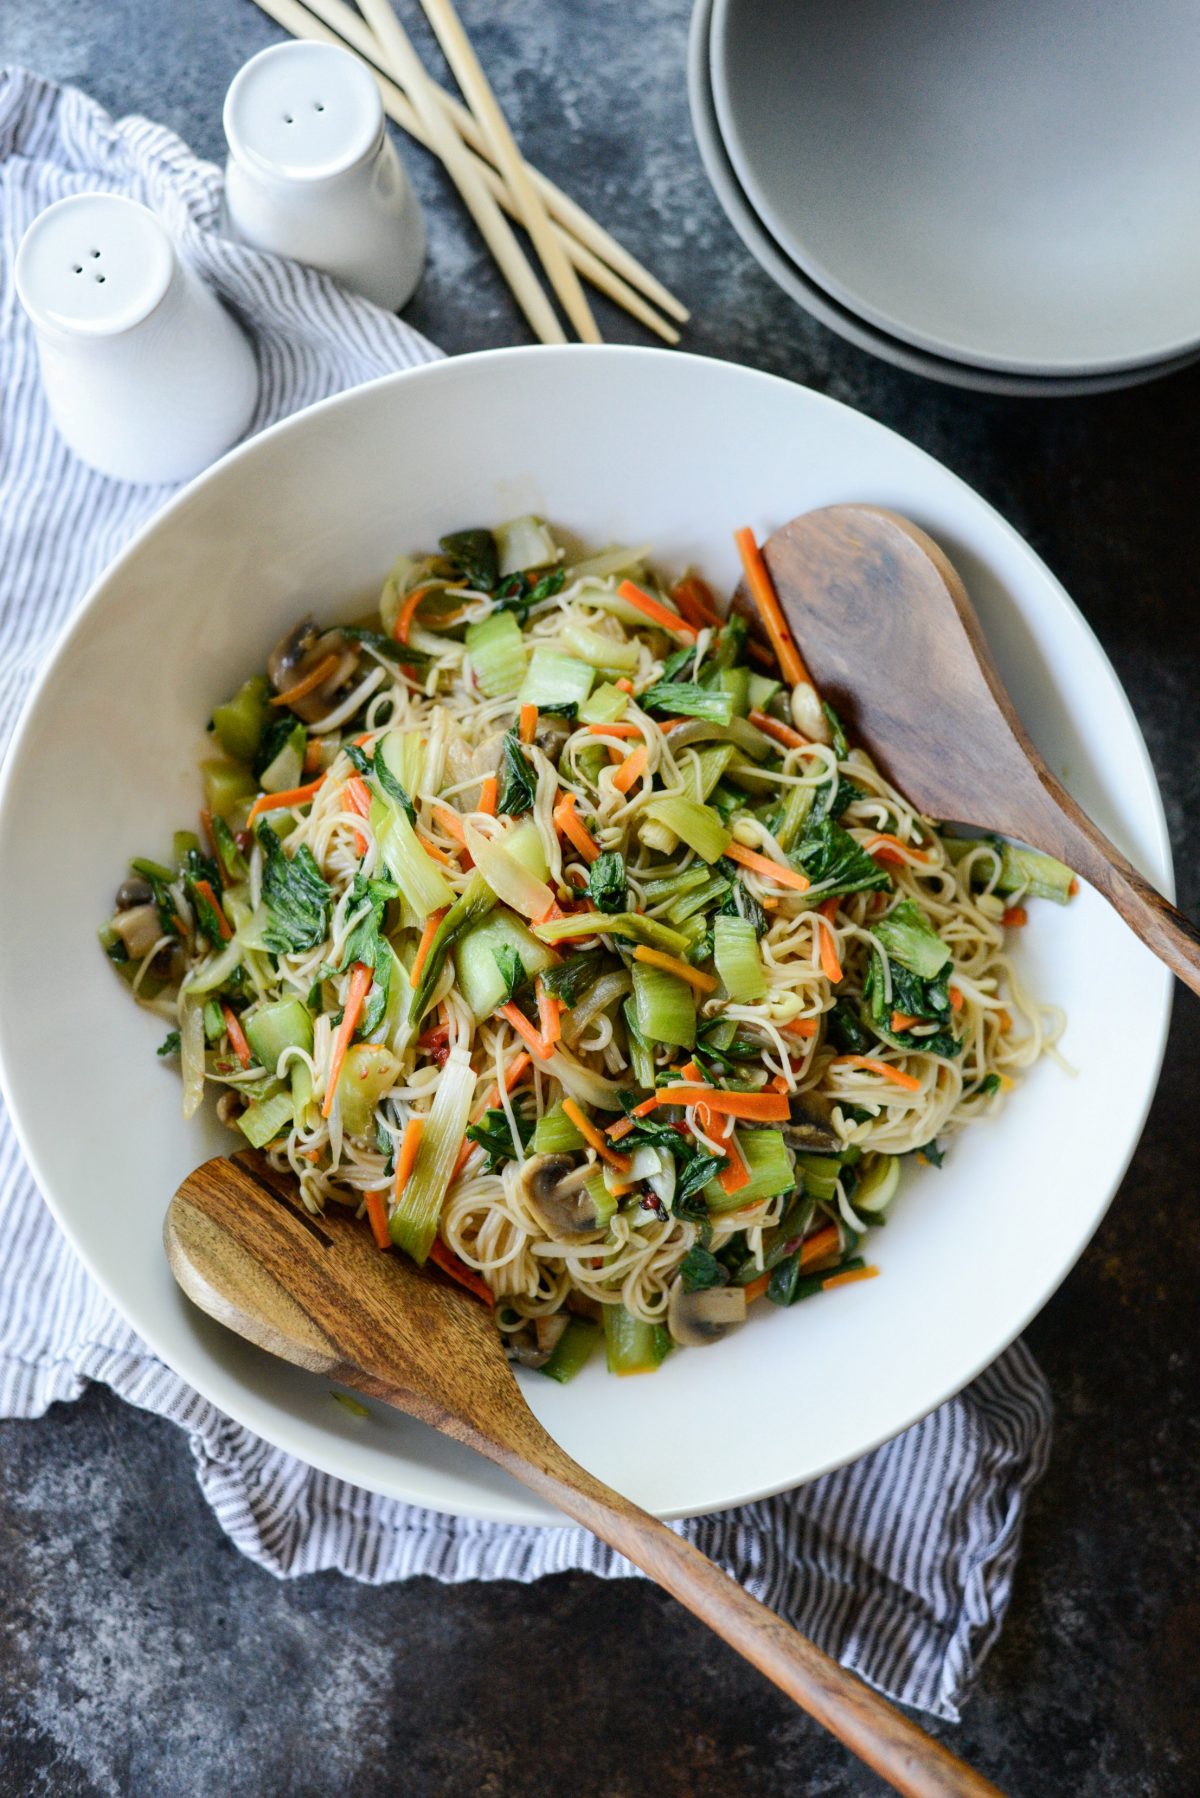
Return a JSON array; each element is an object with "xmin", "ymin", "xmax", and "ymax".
[{"xmin": 2, "ymin": 2, "xmax": 1198, "ymax": 1793}]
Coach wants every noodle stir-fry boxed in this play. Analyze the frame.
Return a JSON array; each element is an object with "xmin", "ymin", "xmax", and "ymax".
[{"xmin": 102, "ymin": 520, "xmax": 1070, "ymax": 1376}]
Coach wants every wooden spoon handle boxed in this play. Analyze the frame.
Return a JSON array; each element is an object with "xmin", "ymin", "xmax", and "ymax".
[
  {"xmin": 346, "ymin": 1369, "xmax": 1006, "ymax": 1798},
  {"xmin": 1026, "ymin": 766, "xmax": 1200, "ymax": 997},
  {"xmin": 547, "ymin": 1482, "xmax": 1005, "ymax": 1798}
]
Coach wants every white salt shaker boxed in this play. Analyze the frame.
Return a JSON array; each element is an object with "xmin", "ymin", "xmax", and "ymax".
[
  {"xmin": 14, "ymin": 193, "xmax": 259, "ymax": 485},
  {"xmin": 222, "ymin": 41, "xmax": 425, "ymax": 312}
]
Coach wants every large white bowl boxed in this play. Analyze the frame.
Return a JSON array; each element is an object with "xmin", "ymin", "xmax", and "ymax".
[
  {"xmin": 711, "ymin": 0, "xmax": 1200, "ymax": 377},
  {"xmin": 0, "ymin": 347, "xmax": 1172, "ymax": 1523},
  {"xmin": 690, "ymin": 0, "xmax": 1200, "ymax": 397}
]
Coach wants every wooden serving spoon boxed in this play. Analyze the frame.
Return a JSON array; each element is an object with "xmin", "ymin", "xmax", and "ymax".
[
  {"xmin": 166, "ymin": 1150, "xmax": 1005, "ymax": 1798},
  {"xmin": 733, "ymin": 504, "xmax": 1200, "ymax": 995}
]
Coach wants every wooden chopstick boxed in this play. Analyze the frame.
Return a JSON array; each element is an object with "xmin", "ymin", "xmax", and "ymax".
[
  {"xmin": 416, "ymin": 0, "xmax": 601, "ymax": 343},
  {"xmin": 358, "ymin": 0, "xmax": 566, "ymax": 344},
  {"xmin": 247, "ymin": 0, "xmax": 681, "ymax": 342},
  {"xmin": 302, "ymin": 0, "xmax": 688, "ymax": 325}
]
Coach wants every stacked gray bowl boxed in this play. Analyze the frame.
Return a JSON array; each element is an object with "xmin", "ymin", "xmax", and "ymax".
[{"xmin": 691, "ymin": 0, "xmax": 1200, "ymax": 395}]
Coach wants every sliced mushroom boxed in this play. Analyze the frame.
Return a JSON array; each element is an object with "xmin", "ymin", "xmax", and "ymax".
[
  {"xmin": 533, "ymin": 713, "xmax": 571, "ymax": 765},
  {"xmin": 507, "ymin": 1339, "xmax": 551, "ymax": 1370},
  {"xmin": 266, "ymin": 616, "xmax": 360, "ymax": 724},
  {"xmin": 115, "ymin": 875, "xmax": 154, "ymax": 911},
  {"xmin": 667, "ymin": 1282, "xmax": 747, "ymax": 1348},
  {"xmin": 110, "ymin": 903, "xmax": 163, "ymax": 960},
  {"xmin": 534, "ymin": 1313, "xmax": 570, "ymax": 1356},
  {"xmin": 783, "ymin": 1089, "xmax": 841, "ymax": 1154},
  {"xmin": 267, "ymin": 616, "xmax": 321, "ymax": 689},
  {"xmin": 215, "ymin": 1090, "xmax": 245, "ymax": 1129},
  {"xmin": 565, "ymin": 1288, "xmax": 603, "ymax": 1324},
  {"xmin": 520, "ymin": 1154, "xmax": 606, "ymax": 1241}
]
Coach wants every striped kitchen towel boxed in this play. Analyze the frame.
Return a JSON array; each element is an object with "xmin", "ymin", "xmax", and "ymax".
[{"xmin": 0, "ymin": 66, "xmax": 1053, "ymax": 1722}]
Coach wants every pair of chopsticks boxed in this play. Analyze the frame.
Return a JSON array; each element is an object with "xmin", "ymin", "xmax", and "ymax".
[{"xmin": 249, "ymin": 0, "xmax": 688, "ymax": 345}]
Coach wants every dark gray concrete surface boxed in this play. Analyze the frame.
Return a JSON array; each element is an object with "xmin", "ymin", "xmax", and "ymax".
[{"xmin": 2, "ymin": 3, "xmax": 1198, "ymax": 1793}]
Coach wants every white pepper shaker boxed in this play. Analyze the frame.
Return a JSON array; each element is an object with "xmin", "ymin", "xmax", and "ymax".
[
  {"xmin": 14, "ymin": 193, "xmax": 259, "ymax": 485},
  {"xmin": 222, "ymin": 41, "xmax": 425, "ymax": 312}
]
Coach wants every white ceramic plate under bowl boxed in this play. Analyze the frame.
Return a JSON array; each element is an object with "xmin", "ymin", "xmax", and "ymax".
[
  {"xmin": 711, "ymin": 0, "xmax": 1200, "ymax": 377},
  {"xmin": 0, "ymin": 347, "xmax": 1172, "ymax": 1524},
  {"xmin": 690, "ymin": 0, "xmax": 1200, "ymax": 397}
]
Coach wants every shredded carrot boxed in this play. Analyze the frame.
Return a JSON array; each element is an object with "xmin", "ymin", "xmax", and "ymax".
[
  {"xmin": 1068, "ymin": 877, "xmax": 1079, "ymax": 897},
  {"xmin": 478, "ymin": 775, "xmax": 498, "ymax": 817},
  {"xmin": 585, "ymin": 720, "xmax": 643, "ymax": 738},
  {"xmin": 867, "ymin": 833, "xmax": 929, "ymax": 865},
  {"xmin": 221, "ymin": 1004, "xmax": 252, "ymax": 1070},
  {"xmin": 800, "ymin": 1223, "xmax": 842, "ymax": 1269},
  {"xmin": 612, "ymin": 744, "xmax": 648, "ymax": 794},
  {"xmin": 669, "ymin": 575, "xmax": 723, "ymax": 631},
  {"xmin": 632, "ymin": 945, "xmax": 718, "ymax": 993},
  {"xmin": 303, "ymin": 738, "xmax": 326, "ymax": 775},
  {"xmin": 536, "ymin": 979, "xmax": 562, "ymax": 1048},
  {"xmin": 949, "ymin": 986, "xmax": 964, "ymax": 1012},
  {"xmin": 891, "ymin": 1011, "xmax": 919, "ymax": 1033},
  {"xmin": 500, "ymin": 1001, "xmax": 555, "ymax": 1061},
  {"xmin": 733, "ymin": 527, "xmax": 808, "ymax": 688},
  {"xmin": 996, "ymin": 1007, "xmax": 1013, "ymax": 1033},
  {"xmin": 822, "ymin": 1265, "xmax": 880, "ymax": 1292},
  {"xmin": 392, "ymin": 583, "xmax": 435, "ymax": 646},
  {"xmin": 633, "ymin": 1087, "xmax": 790, "ymax": 1121},
  {"xmin": 343, "ymin": 773, "xmax": 371, "ymax": 856},
  {"xmin": 615, "ymin": 677, "xmax": 634, "ymax": 695},
  {"xmin": 246, "ymin": 775, "xmax": 326, "ymax": 826},
  {"xmin": 553, "ymin": 791, "xmax": 601, "ymax": 864},
  {"xmin": 365, "ymin": 1189, "xmax": 391, "ymax": 1252},
  {"xmin": 431, "ymin": 804, "xmax": 467, "ymax": 847},
  {"xmin": 345, "ymin": 775, "xmax": 371, "ymax": 817},
  {"xmin": 783, "ymin": 1017, "xmax": 819, "ymax": 1039},
  {"xmin": 393, "ymin": 1115, "xmax": 425, "ymax": 1196},
  {"xmin": 192, "ymin": 879, "xmax": 231, "ymax": 942},
  {"xmin": 760, "ymin": 895, "xmax": 780, "ymax": 911},
  {"xmin": 429, "ymin": 1237, "xmax": 495, "ymax": 1306},
  {"xmin": 417, "ymin": 832, "xmax": 455, "ymax": 866},
  {"xmin": 816, "ymin": 898, "xmax": 843, "ymax": 984},
  {"xmin": 749, "ymin": 708, "xmax": 807, "ymax": 750},
  {"xmin": 1002, "ymin": 905, "xmax": 1028, "ymax": 927},
  {"xmin": 606, "ymin": 1116, "xmax": 636, "ymax": 1143},
  {"xmin": 724, "ymin": 839, "xmax": 810, "ymax": 891},
  {"xmin": 561, "ymin": 1097, "xmax": 633, "ymax": 1173},
  {"xmin": 408, "ymin": 907, "xmax": 447, "ymax": 990},
  {"xmin": 518, "ymin": 703, "xmax": 538, "ymax": 745},
  {"xmin": 717, "ymin": 1130, "xmax": 751, "ymax": 1196},
  {"xmin": 269, "ymin": 650, "xmax": 340, "ymax": 709},
  {"xmin": 616, "ymin": 578, "xmax": 698, "ymax": 640},
  {"xmin": 832, "ymin": 1055, "xmax": 921, "ymax": 1093},
  {"xmin": 744, "ymin": 1271, "xmax": 771, "ymax": 1303},
  {"xmin": 321, "ymin": 962, "xmax": 373, "ymax": 1118},
  {"xmin": 680, "ymin": 1060, "xmax": 707, "ymax": 1084}
]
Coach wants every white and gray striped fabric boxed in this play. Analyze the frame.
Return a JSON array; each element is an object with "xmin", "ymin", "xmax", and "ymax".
[{"xmin": 0, "ymin": 67, "xmax": 1053, "ymax": 1722}]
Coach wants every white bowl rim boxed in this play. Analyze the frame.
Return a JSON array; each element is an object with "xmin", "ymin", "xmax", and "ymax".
[
  {"xmin": 708, "ymin": 0, "xmax": 1200, "ymax": 379},
  {"xmin": 0, "ymin": 343, "xmax": 1174, "ymax": 1522},
  {"xmin": 693, "ymin": 0, "xmax": 1200, "ymax": 396}
]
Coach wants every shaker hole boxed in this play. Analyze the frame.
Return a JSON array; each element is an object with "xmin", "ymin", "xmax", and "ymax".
[
  {"xmin": 72, "ymin": 265, "xmax": 83, "ymax": 274},
  {"xmin": 95, "ymin": 274, "xmax": 106, "ymax": 284},
  {"xmin": 315, "ymin": 101, "xmax": 325, "ymax": 112},
  {"xmin": 284, "ymin": 114, "xmax": 294, "ymax": 124},
  {"xmin": 90, "ymin": 249, "xmax": 101, "ymax": 259}
]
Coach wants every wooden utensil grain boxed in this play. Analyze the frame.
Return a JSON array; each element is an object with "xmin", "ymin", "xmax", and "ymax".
[
  {"xmin": 166, "ymin": 1150, "xmax": 1006, "ymax": 1798},
  {"xmin": 733, "ymin": 504, "xmax": 1200, "ymax": 996}
]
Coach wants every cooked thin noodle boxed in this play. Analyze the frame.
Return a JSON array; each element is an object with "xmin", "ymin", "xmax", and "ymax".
[{"xmin": 104, "ymin": 526, "xmax": 1067, "ymax": 1366}]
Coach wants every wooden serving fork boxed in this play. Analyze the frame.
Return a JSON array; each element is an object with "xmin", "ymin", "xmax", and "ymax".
[{"xmin": 166, "ymin": 1150, "xmax": 1006, "ymax": 1798}]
